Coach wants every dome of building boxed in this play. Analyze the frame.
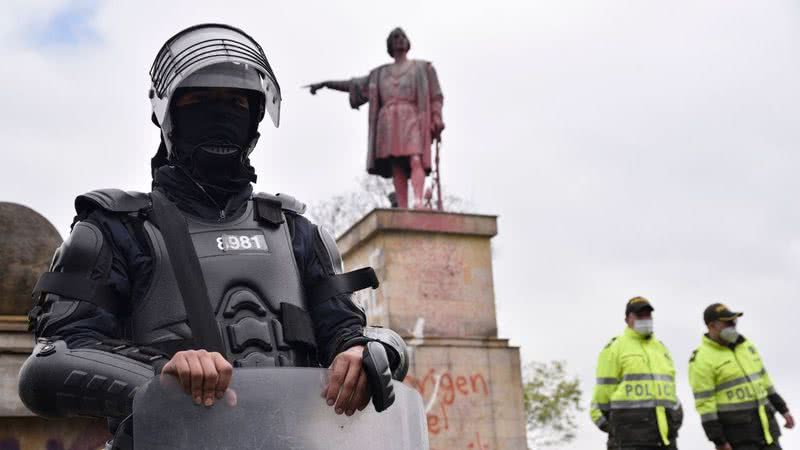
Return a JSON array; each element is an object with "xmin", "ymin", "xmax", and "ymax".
[{"xmin": 0, "ymin": 202, "xmax": 62, "ymax": 316}]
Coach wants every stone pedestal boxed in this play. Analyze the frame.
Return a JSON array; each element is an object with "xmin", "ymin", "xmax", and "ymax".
[{"xmin": 338, "ymin": 209, "xmax": 528, "ymax": 450}]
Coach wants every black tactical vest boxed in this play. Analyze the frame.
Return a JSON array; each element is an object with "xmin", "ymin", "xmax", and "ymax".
[{"xmin": 77, "ymin": 189, "xmax": 317, "ymax": 368}]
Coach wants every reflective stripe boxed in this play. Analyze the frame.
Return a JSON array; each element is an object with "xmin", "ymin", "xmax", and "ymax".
[
  {"xmin": 701, "ymin": 412, "xmax": 719, "ymax": 423},
  {"xmin": 611, "ymin": 400, "xmax": 655, "ymax": 409},
  {"xmin": 610, "ymin": 399, "xmax": 678, "ymax": 409},
  {"xmin": 596, "ymin": 377, "xmax": 620, "ymax": 385},
  {"xmin": 592, "ymin": 402, "xmax": 610, "ymax": 411},
  {"xmin": 715, "ymin": 373, "xmax": 762, "ymax": 392},
  {"xmin": 717, "ymin": 400, "xmax": 765, "ymax": 412},
  {"xmin": 622, "ymin": 373, "xmax": 674, "ymax": 382},
  {"xmin": 693, "ymin": 390, "xmax": 714, "ymax": 400}
]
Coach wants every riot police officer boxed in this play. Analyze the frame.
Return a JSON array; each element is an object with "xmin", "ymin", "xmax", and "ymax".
[{"xmin": 18, "ymin": 24, "xmax": 407, "ymax": 449}]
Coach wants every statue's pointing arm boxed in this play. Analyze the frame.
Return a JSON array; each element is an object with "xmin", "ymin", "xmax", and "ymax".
[{"xmin": 307, "ymin": 74, "xmax": 371, "ymax": 110}]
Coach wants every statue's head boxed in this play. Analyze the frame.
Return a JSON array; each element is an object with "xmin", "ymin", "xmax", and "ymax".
[{"xmin": 386, "ymin": 27, "xmax": 410, "ymax": 57}]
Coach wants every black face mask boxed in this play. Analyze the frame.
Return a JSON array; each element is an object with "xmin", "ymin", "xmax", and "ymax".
[{"xmin": 170, "ymin": 100, "xmax": 255, "ymax": 186}]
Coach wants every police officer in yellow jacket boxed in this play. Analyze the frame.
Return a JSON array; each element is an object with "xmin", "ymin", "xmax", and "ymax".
[
  {"xmin": 591, "ymin": 297, "xmax": 683, "ymax": 449},
  {"xmin": 689, "ymin": 303, "xmax": 794, "ymax": 450}
]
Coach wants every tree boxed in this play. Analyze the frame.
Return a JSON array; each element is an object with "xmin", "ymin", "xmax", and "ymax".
[
  {"xmin": 523, "ymin": 360, "xmax": 583, "ymax": 449},
  {"xmin": 307, "ymin": 176, "xmax": 473, "ymax": 237}
]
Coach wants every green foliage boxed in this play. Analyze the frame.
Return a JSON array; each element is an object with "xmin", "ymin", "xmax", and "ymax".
[{"xmin": 523, "ymin": 360, "xmax": 583, "ymax": 448}]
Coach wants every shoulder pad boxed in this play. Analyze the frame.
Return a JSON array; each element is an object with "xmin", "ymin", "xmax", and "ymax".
[
  {"xmin": 689, "ymin": 349, "xmax": 698, "ymax": 363},
  {"xmin": 253, "ymin": 192, "xmax": 306, "ymax": 215},
  {"xmin": 75, "ymin": 189, "xmax": 150, "ymax": 215},
  {"xmin": 31, "ymin": 221, "xmax": 124, "ymax": 317},
  {"xmin": 604, "ymin": 337, "xmax": 617, "ymax": 349}
]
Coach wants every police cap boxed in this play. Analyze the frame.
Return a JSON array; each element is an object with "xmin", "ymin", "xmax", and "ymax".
[{"xmin": 703, "ymin": 303, "xmax": 743, "ymax": 324}]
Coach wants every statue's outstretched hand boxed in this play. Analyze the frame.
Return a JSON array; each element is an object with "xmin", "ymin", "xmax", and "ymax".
[{"xmin": 305, "ymin": 82, "xmax": 326, "ymax": 95}]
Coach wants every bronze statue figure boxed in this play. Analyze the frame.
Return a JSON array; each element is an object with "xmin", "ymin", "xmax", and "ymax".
[{"xmin": 308, "ymin": 28, "xmax": 444, "ymax": 209}]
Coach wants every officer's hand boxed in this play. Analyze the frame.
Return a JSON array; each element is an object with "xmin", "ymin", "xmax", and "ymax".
[
  {"xmin": 716, "ymin": 443, "xmax": 732, "ymax": 450},
  {"xmin": 324, "ymin": 345, "xmax": 371, "ymax": 416},
  {"xmin": 161, "ymin": 350, "xmax": 233, "ymax": 407},
  {"xmin": 784, "ymin": 411, "xmax": 795, "ymax": 429}
]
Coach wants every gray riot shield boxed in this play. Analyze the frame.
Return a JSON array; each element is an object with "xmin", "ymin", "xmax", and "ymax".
[{"xmin": 133, "ymin": 367, "xmax": 429, "ymax": 450}]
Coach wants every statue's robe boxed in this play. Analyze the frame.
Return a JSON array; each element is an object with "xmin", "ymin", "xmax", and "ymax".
[{"xmin": 348, "ymin": 60, "xmax": 443, "ymax": 178}]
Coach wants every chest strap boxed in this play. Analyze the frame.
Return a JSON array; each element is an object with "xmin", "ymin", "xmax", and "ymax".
[{"xmin": 148, "ymin": 190, "xmax": 225, "ymax": 355}]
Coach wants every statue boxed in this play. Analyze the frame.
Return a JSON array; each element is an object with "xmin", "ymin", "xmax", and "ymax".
[{"xmin": 308, "ymin": 27, "xmax": 445, "ymax": 209}]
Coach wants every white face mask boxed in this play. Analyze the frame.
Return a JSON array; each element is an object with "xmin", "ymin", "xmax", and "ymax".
[
  {"xmin": 720, "ymin": 326, "xmax": 739, "ymax": 344},
  {"xmin": 633, "ymin": 319, "xmax": 654, "ymax": 336}
]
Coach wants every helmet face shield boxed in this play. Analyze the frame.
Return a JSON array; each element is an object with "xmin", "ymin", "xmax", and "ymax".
[
  {"xmin": 177, "ymin": 62, "xmax": 265, "ymax": 95},
  {"xmin": 149, "ymin": 23, "xmax": 281, "ymax": 157}
]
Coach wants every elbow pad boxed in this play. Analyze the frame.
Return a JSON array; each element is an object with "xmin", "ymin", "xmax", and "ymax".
[{"xmin": 18, "ymin": 340, "xmax": 157, "ymax": 419}]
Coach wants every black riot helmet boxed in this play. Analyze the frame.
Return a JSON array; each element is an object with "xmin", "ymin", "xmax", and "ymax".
[{"xmin": 149, "ymin": 24, "xmax": 281, "ymax": 161}]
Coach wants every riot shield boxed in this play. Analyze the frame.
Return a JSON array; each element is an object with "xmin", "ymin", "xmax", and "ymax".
[{"xmin": 133, "ymin": 367, "xmax": 429, "ymax": 449}]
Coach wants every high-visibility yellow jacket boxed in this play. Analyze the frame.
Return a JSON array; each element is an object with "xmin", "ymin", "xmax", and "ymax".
[
  {"xmin": 689, "ymin": 335, "xmax": 786, "ymax": 447},
  {"xmin": 591, "ymin": 327, "xmax": 682, "ymax": 447}
]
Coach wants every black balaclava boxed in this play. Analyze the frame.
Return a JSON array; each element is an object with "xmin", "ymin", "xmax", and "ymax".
[{"xmin": 167, "ymin": 93, "xmax": 258, "ymax": 205}]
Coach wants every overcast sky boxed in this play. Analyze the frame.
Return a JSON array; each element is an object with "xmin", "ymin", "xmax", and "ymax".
[{"xmin": 3, "ymin": 1, "xmax": 800, "ymax": 448}]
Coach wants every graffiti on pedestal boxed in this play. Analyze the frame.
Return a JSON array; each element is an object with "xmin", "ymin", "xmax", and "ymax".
[{"xmin": 405, "ymin": 367, "xmax": 491, "ymax": 449}]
